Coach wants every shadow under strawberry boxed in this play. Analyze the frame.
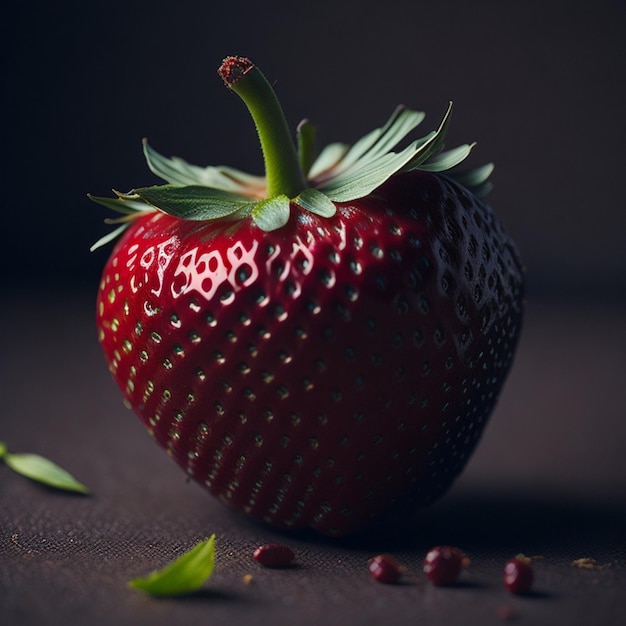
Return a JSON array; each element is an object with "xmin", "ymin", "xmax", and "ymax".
[{"xmin": 320, "ymin": 487, "xmax": 626, "ymax": 559}]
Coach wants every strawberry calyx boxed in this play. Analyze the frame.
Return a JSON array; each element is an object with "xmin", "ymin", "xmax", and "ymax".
[{"xmin": 89, "ymin": 55, "xmax": 493, "ymax": 249}]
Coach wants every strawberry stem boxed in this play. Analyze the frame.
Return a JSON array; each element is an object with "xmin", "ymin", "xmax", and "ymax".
[{"xmin": 219, "ymin": 56, "xmax": 306, "ymax": 199}]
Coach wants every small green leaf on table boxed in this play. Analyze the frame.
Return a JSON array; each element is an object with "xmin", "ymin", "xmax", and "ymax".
[
  {"xmin": 128, "ymin": 535, "xmax": 217, "ymax": 597},
  {"xmin": 0, "ymin": 441, "xmax": 89, "ymax": 494}
]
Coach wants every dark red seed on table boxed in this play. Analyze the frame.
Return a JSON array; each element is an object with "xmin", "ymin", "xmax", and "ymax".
[
  {"xmin": 423, "ymin": 546, "xmax": 468, "ymax": 586},
  {"xmin": 504, "ymin": 555, "xmax": 534, "ymax": 594},
  {"xmin": 253, "ymin": 543, "xmax": 295, "ymax": 568},
  {"xmin": 368, "ymin": 554, "xmax": 406, "ymax": 584}
]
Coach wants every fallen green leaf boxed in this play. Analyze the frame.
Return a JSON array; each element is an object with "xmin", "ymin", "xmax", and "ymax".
[
  {"xmin": 2, "ymin": 449, "xmax": 89, "ymax": 494},
  {"xmin": 128, "ymin": 535, "xmax": 217, "ymax": 597}
]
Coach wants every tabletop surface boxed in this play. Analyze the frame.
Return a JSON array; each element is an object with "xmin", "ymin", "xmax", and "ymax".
[{"xmin": 1, "ymin": 289, "xmax": 625, "ymax": 626}]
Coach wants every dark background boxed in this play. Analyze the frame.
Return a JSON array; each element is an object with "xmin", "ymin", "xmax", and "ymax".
[
  {"xmin": 2, "ymin": 2, "xmax": 625, "ymax": 625},
  {"xmin": 2, "ymin": 0, "xmax": 625, "ymax": 299}
]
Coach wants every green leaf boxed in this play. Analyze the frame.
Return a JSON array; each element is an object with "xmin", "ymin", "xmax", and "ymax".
[
  {"xmin": 418, "ymin": 143, "xmax": 475, "ymax": 172},
  {"xmin": 88, "ymin": 193, "xmax": 154, "ymax": 251},
  {"xmin": 445, "ymin": 163, "xmax": 494, "ymax": 197},
  {"xmin": 131, "ymin": 185, "xmax": 255, "ymax": 221},
  {"xmin": 402, "ymin": 101, "xmax": 454, "ymax": 171},
  {"xmin": 143, "ymin": 140, "xmax": 266, "ymax": 195},
  {"xmin": 297, "ymin": 119, "xmax": 316, "ymax": 177},
  {"xmin": 449, "ymin": 162, "xmax": 494, "ymax": 187},
  {"xmin": 0, "ymin": 441, "xmax": 7, "ymax": 458},
  {"xmin": 331, "ymin": 106, "xmax": 426, "ymax": 176},
  {"xmin": 294, "ymin": 188, "xmax": 336, "ymax": 217},
  {"xmin": 88, "ymin": 193, "xmax": 152, "ymax": 216},
  {"xmin": 251, "ymin": 194, "xmax": 290, "ymax": 231},
  {"xmin": 3, "ymin": 451, "xmax": 89, "ymax": 494},
  {"xmin": 321, "ymin": 139, "xmax": 422, "ymax": 202},
  {"xmin": 128, "ymin": 535, "xmax": 216, "ymax": 597},
  {"xmin": 307, "ymin": 142, "xmax": 350, "ymax": 180},
  {"xmin": 90, "ymin": 223, "xmax": 131, "ymax": 252},
  {"xmin": 471, "ymin": 180, "xmax": 494, "ymax": 198}
]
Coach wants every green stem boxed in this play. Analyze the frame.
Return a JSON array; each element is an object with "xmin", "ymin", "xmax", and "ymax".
[{"xmin": 218, "ymin": 56, "xmax": 306, "ymax": 198}]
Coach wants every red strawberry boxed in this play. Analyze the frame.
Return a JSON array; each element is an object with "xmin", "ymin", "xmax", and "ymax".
[{"xmin": 90, "ymin": 56, "xmax": 524, "ymax": 536}]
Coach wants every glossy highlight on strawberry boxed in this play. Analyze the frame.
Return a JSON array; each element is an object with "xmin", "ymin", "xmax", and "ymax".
[{"xmin": 91, "ymin": 56, "xmax": 524, "ymax": 536}]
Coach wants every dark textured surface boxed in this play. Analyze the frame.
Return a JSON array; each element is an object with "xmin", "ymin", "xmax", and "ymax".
[{"xmin": 1, "ymin": 291, "xmax": 625, "ymax": 625}]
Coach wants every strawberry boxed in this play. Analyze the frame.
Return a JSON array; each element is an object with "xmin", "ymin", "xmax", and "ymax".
[{"xmin": 90, "ymin": 56, "xmax": 524, "ymax": 536}]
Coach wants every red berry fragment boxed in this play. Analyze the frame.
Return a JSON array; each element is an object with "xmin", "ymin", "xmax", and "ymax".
[
  {"xmin": 504, "ymin": 555, "xmax": 533, "ymax": 594},
  {"xmin": 368, "ymin": 554, "xmax": 406, "ymax": 584},
  {"xmin": 253, "ymin": 543, "xmax": 295, "ymax": 568},
  {"xmin": 423, "ymin": 546, "xmax": 468, "ymax": 586}
]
